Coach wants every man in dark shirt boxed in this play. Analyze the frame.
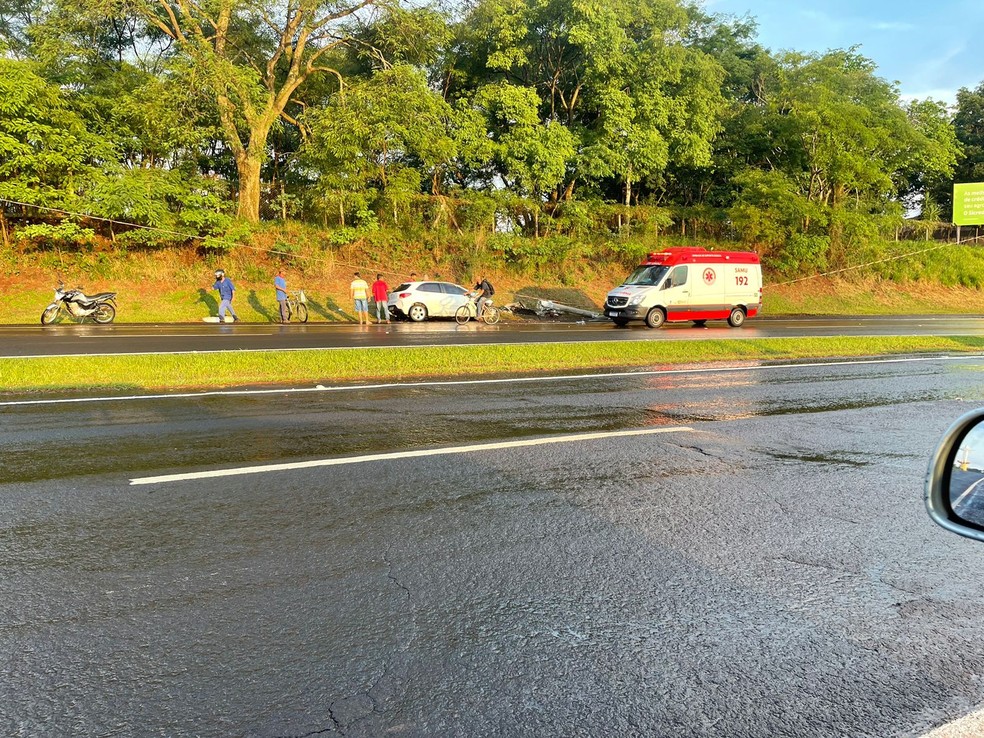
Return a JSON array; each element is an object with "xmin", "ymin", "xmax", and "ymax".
[{"xmin": 473, "ymin": 275, "xmax": 494, "ymax": 315}]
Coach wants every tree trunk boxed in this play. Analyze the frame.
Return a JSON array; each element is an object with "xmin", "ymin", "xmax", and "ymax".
[
  {"xmin": 237, "ymin": 155, "xmax": 263, "ymax": 223},
  {"xmin": 0, "ymin": 211, "xmax": 9, "ymax": 251}
]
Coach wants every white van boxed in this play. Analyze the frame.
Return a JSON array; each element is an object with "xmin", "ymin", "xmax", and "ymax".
[{"xmin": 604, "ymin": 247, "xmax": 763, "ymax": 328}]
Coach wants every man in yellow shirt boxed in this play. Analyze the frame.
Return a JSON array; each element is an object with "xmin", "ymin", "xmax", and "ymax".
[{"xmin": 350, "ymin": 272, "xmax": 370, "ymax": 325}]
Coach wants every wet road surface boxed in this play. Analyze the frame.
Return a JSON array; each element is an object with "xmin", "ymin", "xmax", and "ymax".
[
  {"xmin": 4, "ymin": 357, "xmax": 984, "ymax": 735},
  {"xmin": 3, "ymin": 314, "xmax": 984, "ymax": 357}
]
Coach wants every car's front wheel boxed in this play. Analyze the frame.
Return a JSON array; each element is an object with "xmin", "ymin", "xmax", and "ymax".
[
  {"xmin": 408, "ymin": 303, "xmax": 428, "ymax": 322},
  {"xmin": 645, "ymin": 307, "xmax": 666, "ymax": 329}
]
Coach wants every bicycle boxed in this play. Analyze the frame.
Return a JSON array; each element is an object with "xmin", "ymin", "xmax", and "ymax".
[
  {"xmin": 284, "ymin": 290, "xmax": 309, "ymax": 323},
  {"xmin": 455, "ymin": 297, "xmax": 500, "ymax": 325}
]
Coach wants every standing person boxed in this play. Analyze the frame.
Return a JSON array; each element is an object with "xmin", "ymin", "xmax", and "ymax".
[
  {"xmin": 212, "ymin": 269, "xmax": 239, "ymax": 322},
  {"xmin": 274, "ymin": 269, "xmax": 288, "ymax": 323},
  {"xmin": 409, "ymin": 272, "xmax": 418, "ymax": 283},
  {"xmin": 350, "ymin": 271, "xmax": 370, "ymax": 325},
  {"xmin": 371, "ymin": 273, "xmax": 390, "ymax": 323}
]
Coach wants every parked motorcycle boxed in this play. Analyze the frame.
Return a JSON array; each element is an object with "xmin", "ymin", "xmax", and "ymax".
[{"xmin": 41, "ymin": 284, "xmax": 117, "ymax": 325}]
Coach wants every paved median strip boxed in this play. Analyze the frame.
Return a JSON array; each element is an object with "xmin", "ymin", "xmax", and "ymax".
[{"xmin": 129, "ymin": 427, "xmax": 695, "ymax": 486}]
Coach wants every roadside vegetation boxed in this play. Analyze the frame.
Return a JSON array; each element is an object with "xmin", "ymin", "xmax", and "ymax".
[
  {"xmin": 3, "ymin": 337, "xmax": 984, "ymax": 394},
  {"xmin": 4, "ymin": 0, "xmax": 984, "ymax": 312},
  {"xmin": 6, "ymin": 230, "xmax": 984, "ymax": 325}
]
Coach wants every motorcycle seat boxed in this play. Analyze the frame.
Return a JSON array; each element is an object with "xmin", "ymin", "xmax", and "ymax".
[{"xmin": 82, "ymin": 292, "xmax": 117, "ymax": 301}]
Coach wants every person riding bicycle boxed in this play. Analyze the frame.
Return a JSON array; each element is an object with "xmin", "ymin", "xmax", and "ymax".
[{"xmin": 472, "ymin": 275, "xmax": 494, "ymax": 316}]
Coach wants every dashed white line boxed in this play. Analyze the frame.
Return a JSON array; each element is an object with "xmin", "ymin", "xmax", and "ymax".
[{"xmin": 129, "ymin": 426, "xmax": 695, "ymax": 486}]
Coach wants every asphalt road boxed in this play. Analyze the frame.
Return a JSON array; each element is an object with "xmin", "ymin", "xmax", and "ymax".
[
  {"xmin": 951, "ymin": 469, "xmax": 984, "ymax": 523},
  {"xmin": 4, "ymin": 314, "xmax": 984, "ymax": 357},
  {"xmin": 4, "ymin": 356, "xmax": 984, "ymax": 736}
]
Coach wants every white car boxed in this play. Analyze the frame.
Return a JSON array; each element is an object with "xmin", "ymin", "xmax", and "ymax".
[{"xmin": 387, "ymin": 281, "xmax": 473, "ymax": 322}]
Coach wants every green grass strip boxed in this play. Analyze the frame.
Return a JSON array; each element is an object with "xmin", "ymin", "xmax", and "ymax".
[{"xmin": 2, "ymin": 335, "xmax": 984, "ymax": 394}]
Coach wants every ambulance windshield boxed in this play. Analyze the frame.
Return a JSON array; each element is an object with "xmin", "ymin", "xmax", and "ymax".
[{"xmin": 623, "ymin": 265, "xmax": 668, "ymax": 286}]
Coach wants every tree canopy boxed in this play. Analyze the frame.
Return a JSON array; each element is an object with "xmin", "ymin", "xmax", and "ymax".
[{"xmin": 0, "ymin": 0, "xmax": 974, "ymax": 269}]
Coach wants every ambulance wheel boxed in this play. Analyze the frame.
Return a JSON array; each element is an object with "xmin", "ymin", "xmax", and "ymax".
[
  {"xmin": 612, "ymin": 318, "xmax": 629, "ymax": 327},
  {"xmin": 728, "ymin": 307, "xmax": 746, "ymax": 327},
  {"xmin": 645, "ymin": 307, "xmax": 665, "ymax": 329},
  {"xmin": 692, "ymin": 320, "xmax": 706, "ymax": 327}
]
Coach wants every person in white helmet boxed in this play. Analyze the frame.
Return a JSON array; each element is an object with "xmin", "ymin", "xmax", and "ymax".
[{"xmin": 212, "ymin": 269, "xmax": 239, "ymax": 322}]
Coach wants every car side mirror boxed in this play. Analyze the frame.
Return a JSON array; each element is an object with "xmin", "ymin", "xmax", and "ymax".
[{"xmin": 926, "ymin": 409, "xmax": 984, "ymax": 542}]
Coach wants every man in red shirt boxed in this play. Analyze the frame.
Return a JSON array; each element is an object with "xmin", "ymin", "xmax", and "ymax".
[{"xmin": 371, "ymin": 273, "xmax": 390, "ymax": 323}]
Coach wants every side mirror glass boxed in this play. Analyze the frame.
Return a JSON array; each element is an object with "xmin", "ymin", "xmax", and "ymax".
[{"xmin": 926, "ymin": 410, "xmax": 984, "ymax": 542}]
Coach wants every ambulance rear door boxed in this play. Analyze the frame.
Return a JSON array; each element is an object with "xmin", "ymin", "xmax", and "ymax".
[{"xmin": 725, "ymin": 261, "xmax": 761, "ymax": 310}]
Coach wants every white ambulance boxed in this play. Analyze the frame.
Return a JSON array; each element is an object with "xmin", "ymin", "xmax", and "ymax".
[{"xmin": 604, "ymin": 247, "xmax": 762, "ymax": 328}]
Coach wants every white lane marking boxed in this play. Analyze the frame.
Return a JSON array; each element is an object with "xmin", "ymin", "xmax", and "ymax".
[
  {"xmin": 129, "ymin": 426, "xmax": 695, "ymax": 486},
  {"xmin": 2, "ymin": 354, "xmax": 982, "ymax": 408},
  {"xmin": 78, "ymin": 332, "xmax": 276, "ymax": 340},
  {"xmin": 952, "ymin": 476, "xmax": 984, "ymax": 510},
  {"xmin": 921, "ymin": 708, "xmax": 984, "ymax": 737},
  {"xmin": 79, "ymin": 334, "xmax": 279, "ymax": 339}
]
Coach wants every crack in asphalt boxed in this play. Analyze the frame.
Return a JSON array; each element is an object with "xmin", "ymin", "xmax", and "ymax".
[
  {"xmin": 283, "ymin": 717, "xmax": 338, "ymax": 738},
  {"xmin": 776, "ymin": 555, "xmax": 856, "ymax": 576},
  {"xmin": 672, "ymin": 442, "xmax": 722, "ymax": 460},
  {"xmin": 383, "ymin": 549, "xmax": 412, "ymax": 602},
  {"xmin": 327, "ymin": 549, "xmax": 418, "ymax": 735}
]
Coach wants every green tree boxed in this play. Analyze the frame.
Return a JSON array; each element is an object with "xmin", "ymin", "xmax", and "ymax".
[
  {"xmin": 141, "ymin": 0, "xmax": 390, "ymax": 223},
  {"xmin": 449, "ymin": 0, "xmax": 726, "ymax": 204},
  {"xmin": 927, "ymin": 82, "xmax": 984, "ymax": 220},
  {"xmin": 0, "ymin": 59, "xmax": 112, "ymax": 207},
  {"xmin": 721, "ymin": 49, "xmax": 958, "ymax": 264},
  {"xmin": 469, "ymin": 82, "xmax": 575, "ymax": 234},
  {"xmin": 303, "ymin": 65, "xmax": 465, "ymax": 224}
]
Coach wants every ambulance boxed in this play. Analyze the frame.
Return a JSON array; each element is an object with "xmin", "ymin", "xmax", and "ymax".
[{"xmin": 604, "ymin": 247, "xmax": 762, "ymax": 328}]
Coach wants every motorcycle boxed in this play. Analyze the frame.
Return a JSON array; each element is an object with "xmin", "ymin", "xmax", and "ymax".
[{"xmin": 40, "ymin": 283, "xmax": 118, "ymax": 325}]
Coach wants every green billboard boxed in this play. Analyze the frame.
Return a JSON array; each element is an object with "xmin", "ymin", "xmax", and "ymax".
[{"xmin": 953, "ymin": 183, "xmax": 984, "ymax": 225}]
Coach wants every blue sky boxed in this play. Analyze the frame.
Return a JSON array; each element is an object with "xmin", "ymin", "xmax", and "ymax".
[{"xmin": 704, "ymin": 0, "xmax": 984, "ymax": 105}]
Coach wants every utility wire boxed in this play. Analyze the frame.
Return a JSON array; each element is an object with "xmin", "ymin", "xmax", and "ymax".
[
  {"xmin": 765, "ymin": 241, "xmax": 956, "ymax": 288},
  {"xmin": 0, "ymin": 198, "xmax": 422, "ymax": 282}
]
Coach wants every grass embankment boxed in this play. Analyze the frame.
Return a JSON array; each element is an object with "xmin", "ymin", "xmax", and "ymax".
[
  {"xmin": 3, "ymin": 336, "xmax": 983, "ymax": 394},
  {"xmin": 7, "ymin": 233, "xmax": 984, "ymax": 323}
]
